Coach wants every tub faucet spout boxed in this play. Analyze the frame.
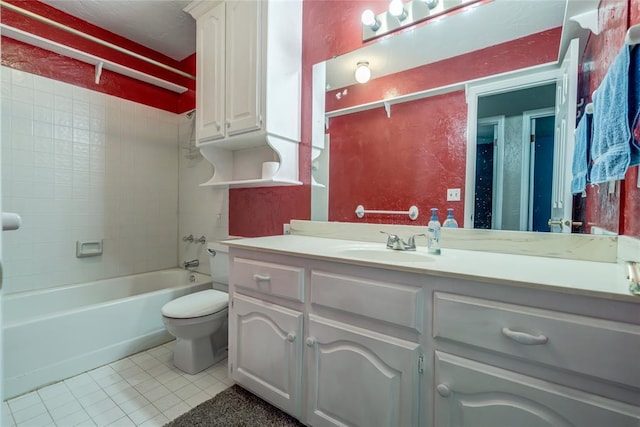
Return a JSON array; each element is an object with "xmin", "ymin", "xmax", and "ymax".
[{"xmin": 183, "ymin": 259, "xmax": 199, "ymax": 269}]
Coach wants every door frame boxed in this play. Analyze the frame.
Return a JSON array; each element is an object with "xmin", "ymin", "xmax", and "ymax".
[
  {"xmin": 521, "ymin": 108, "xmax": 555, "ymax": 231},
  {"xmin": 464, "ymin": 65, "xmax": 560, "ymax": 229}
]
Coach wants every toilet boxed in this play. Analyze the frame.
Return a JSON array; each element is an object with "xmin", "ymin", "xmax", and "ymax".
[{"xmin": 161, "ymin": 242, "xmax": 229, "ymax": 374}]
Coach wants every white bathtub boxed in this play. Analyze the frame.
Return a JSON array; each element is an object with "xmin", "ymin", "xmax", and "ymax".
[{"xmin": 2, "ymin": 268, "xmax": 212, "ymax": 399}]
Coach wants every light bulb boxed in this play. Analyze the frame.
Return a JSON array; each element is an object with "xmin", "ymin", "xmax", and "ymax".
[
  {"xmin": 388, "ymin": 0, "xmax": 406, "ymax": 19},
  {"xmin": 361, "ymin": 9, "xmax": 375, "ymax": 27},
  {"xmin": 354, "ymin": 62, "xmax": 371, "ymax": 84}
]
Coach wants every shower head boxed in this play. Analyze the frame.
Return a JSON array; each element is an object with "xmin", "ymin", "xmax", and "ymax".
[{"xmin": 186, "ymin": 109, "xmax": 196, "ymax": 119}]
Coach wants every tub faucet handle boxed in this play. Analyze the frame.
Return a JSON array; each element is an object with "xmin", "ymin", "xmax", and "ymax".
[
  {"xmin": 182, "ymin": 234, "xmax": 194, "ymax": 243},
  {"xmin": 195, "ymin": 236, "xmax": 206, "ymax": 244}
]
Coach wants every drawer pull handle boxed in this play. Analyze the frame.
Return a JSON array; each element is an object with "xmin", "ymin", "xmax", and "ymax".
[
  {"xmin": 305, "ymin": 337, "xmax": 316, "ymax": 347},
  {"xmin": 253, "ymin": 274, "xmax": 271, "ymax": 282},
  {"xmin": 502, "ymin": 327, "xmax": 548, "ymax": 345},
  {"xmin": 436, "ymin": 384, "xmax": 451, "ymax": 397},
  {"xmin": 286, "ymin": 333, "xmax": 296, "ymax": 343}
]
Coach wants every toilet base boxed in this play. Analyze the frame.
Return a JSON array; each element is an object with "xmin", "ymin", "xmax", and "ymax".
[
  {"xmin": 173, "ymin": 335, "xmax": 226, "ymax": 374},
  {"xmin": 172, "ymin": 319, "xmax": 229, "ymax": 375}
]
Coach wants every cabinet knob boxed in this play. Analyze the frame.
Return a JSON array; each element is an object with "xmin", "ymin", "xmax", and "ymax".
[
  {"xmin": 286, "ymin": 333, "xmax": 296, "ymax": 343},
  {"xmin": 501, "ymin": 327, "xmax": 548, "ymax": 345},
  {"xmin": 305, "ymin": 337, "xmax": 316, "ymax": 347},
  {"xmin": 215, "ymin": 123, "xmax": 221, "ymax": 131},
  {"xmin": 436, "ymin": 384, "xmax": 451, "ymax": 397},
  {"xmin": 225, "ymin": 120, "xmax": 231, "ymax": 128}
]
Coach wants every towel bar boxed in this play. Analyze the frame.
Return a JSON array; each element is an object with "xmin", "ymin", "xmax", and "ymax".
[{"xmin": 355, "ymin": 205, "xmax": 419, "ymax": 220}]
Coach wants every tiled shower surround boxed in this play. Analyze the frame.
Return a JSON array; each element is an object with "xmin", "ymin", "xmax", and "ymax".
[{"xmin": 1, "ymin": 67, "xmax": 187, "ymax": 294}]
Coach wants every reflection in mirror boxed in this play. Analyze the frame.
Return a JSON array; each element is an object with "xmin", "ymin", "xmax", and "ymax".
[
  {"xmin": 311, "ymin": 0, "xmax": 619, "ymax": 235},
  {"xmin": 473, "ymin": 84, "xmax": 557, "ymax": 232}
]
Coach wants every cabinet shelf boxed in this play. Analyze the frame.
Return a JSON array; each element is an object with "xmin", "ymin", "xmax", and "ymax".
[{"xmin": 200, "ymin": 177, "xmax": 302, "ymax": 188}]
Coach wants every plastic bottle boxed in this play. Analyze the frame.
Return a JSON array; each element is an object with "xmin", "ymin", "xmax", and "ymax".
[
  {"xmin": 442, "ymin": 208, "xmax": 459, "ymax": 228},
  {"xmin": 427, "ymin": 208, "xmax": 441, "ymax": 255}
]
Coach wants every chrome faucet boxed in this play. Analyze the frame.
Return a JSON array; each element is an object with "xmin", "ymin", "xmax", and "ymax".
[
  {"xmin": 380, "ymin": 231, "xmax": 426, "ymax": 251},
  {"xmin": 183, "ymin": 259, "xmax": 199, "ymax": 269}
]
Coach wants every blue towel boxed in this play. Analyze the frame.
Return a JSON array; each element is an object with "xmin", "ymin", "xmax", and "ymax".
[
  {"xmin": 571, "ymin": 112, "xmax": 592, "ymax": 194},
  {"xmin": 629, "ymin": 45, "xmax": 640, "ymax": 166},
  {"xmin": 590, "ymin": 45, "xmax": 631, "ymax": 184}
]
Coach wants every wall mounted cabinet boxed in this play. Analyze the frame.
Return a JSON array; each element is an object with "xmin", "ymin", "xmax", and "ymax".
[{"xmin": 185, "ymin": 0, "xmax": 302, "ymax": 188}]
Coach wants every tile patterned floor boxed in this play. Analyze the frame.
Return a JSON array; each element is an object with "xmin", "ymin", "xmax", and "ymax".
[{"xmin": 3, "ymin": 341, "xmax": 232, "ymax": 427}]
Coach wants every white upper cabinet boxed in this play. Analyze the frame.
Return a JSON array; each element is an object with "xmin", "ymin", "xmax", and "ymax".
[{"xmin": 185, "ymin": 0, "xmax": 302, "ymax": 188}]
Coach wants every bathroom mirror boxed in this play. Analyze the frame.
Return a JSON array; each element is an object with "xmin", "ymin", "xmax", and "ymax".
[{"xmin": 310, "ymin": 0, "xmax": 620, "ymax": 234}]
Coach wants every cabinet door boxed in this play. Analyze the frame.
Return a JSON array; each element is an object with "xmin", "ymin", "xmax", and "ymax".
[
  {"xmin": 230, "ymin": 293, "xmax": 303, "ymax": 417},
  {"xmin": 225, "ymin": 0, "xmax": 261, "ymax": 137},
  {"xmin": 434, "ymin": 351, "xmax": 640, "ymax": 427},
  {"xmin": 306, "ymin": 315, "xmax": 421, "ymax": 427},
  {"xmin": 195, "ymin": 2, "xmax": 225, "ymax": 142}
]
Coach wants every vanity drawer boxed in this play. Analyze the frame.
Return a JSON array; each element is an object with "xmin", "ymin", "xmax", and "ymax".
[
  {"xmin": 311, "ymin": 270, "xmax": 424, "ymax": 332},
  {"xmin": 433, "ymin": 292, "xmax": 640, "ymax": 389},
  {"xmin": 232, "ymin": 257, "xmax": 304, "ymax": 302}
]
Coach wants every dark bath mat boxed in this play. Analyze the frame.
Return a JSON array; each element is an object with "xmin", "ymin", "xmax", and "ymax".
[{"xmin": 164, "ymin": 385, "xmax": 305, "ymax": 427}]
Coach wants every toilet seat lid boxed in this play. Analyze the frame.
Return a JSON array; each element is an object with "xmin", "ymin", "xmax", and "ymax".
[{"xmin": 161, "ymin": 290, "xmax": 228, "ymax": 318}]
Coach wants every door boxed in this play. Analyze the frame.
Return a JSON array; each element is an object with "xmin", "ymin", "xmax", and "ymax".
[
  {"xmin": 225, "ymin": 0, "xmax": 261, "ymax": 136},
  {"xmin": 230, "ymin": 294, "xmax": 303, "ymax": 417},
  {"xmin": 306, "ymin": 315, "xmax": 421, "ymax": 427},
  {"xmin": 530, "ymin": 115, "xmax": 555, "ymax": 231},
  {"xmin": 550, "ymin": 38, "xmax": 579, "ymax": 233},
  {"xmin": 435, "ymin": 352, "xmax": 640, "ymax": 427},
  {"xmin": 195, "ymin": 2, "xmax": 225, "ymax": 142},
  {"xmin": 474, "ymin": 117, "xmax": 504, "ymax": 230}
]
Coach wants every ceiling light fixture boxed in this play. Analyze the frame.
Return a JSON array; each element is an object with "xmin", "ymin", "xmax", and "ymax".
[{"xmin": 354, "ymin": 61, "xmax": 371, "ymax": 84}]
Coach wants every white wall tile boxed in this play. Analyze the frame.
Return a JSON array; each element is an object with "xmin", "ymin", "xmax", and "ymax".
[{"xmin": 2, "ymin": 67, "xmax": 181, "ymax": 293}]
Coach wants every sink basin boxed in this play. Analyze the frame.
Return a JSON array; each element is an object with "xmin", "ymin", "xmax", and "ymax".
[{"xmin": 336, "ymin": 245, "xmax": 434, "ymax": 263}]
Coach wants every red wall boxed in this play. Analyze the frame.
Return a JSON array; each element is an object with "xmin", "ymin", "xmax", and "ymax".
[
  {"xmin": 0, "ymin": 0, "xmax": 195, "ymax": 113},
  {"xmin": 326, "ymin": 30, "xmax": 559, "ymax": 224}
]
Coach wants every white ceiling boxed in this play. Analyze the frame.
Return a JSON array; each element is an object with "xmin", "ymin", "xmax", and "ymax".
[{"xmin": 40, "ymin": 0, "xmax": 196, "ymax": 61}]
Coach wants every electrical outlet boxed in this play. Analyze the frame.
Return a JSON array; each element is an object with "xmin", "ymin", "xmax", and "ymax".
[
  {"xmin": 283, "ymin": 224, "xmax": 291, "ymax": 235},
  {"xmin": 447, "ymin": 188, "xmax": 461, "ymax": 201}
]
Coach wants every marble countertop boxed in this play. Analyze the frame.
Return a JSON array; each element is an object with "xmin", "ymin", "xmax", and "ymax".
[{"xmin": 223, "ymin": 234, "xmax": 637, "ymax": 303}]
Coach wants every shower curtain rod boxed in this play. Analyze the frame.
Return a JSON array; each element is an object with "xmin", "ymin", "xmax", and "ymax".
[{"xmin": 0, "ymin": 1, "xmax": 195, "ymax": 81}]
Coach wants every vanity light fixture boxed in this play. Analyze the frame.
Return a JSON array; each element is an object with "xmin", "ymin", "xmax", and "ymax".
[
  {"xmin": 361, "ymin": 0, "xmax": 484, "ymax": 42},
  {"xmin": 354, "ymin": 61, "xmax": 371, "ymax": 84},
  {"xmin": 361, "ymin": 9, "xmax": 381, "ymax": 31},
  {"xmin": 388, "ymin": 0, "xmax": 408, "ymax": 21}
]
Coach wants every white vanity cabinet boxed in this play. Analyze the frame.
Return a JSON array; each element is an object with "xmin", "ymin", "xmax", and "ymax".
[
  {"xmin": 228, "ymin": 249, "xmax": 425, "ymax": 426},
  {"xmin": 305, "ymin": 269, "xmax": 424, "ymax": 426},
  {"xmin": 434, "ymin": 352, "xmax": 640, "ymax": 427},
  {"xmin": 185, "ymin": 0, "xmax": 303, "ymax": 188},
  {"xmin": 432, "ymin": 292, "xmax": 640, "ymax": 427},
  {"xmin": 228, "ymin": 256, "xmax": 305, "ymax": 417},
  {"xmin": 226, "ymin": 242, "xmax": 640, "ymax": 427}
]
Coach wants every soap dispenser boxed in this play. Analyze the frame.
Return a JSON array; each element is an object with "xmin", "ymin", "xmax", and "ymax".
[
  {"xmin": 443, "ymin": 208, "xmax": 459, "ymax": 228},
  {"xmin": 427, "ymin": 208, "xmax": 441, "ymax": 255}
]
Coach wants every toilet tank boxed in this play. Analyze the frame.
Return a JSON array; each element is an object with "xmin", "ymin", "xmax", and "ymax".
[{"xmin": 207, "ymin": 242, "xmax": 229, "ymax": 292}]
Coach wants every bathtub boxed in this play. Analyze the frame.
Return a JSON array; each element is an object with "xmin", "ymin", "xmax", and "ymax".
[{"xmin": 3, "ymin": 268, "xmax": 212, "ymax": 399}]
